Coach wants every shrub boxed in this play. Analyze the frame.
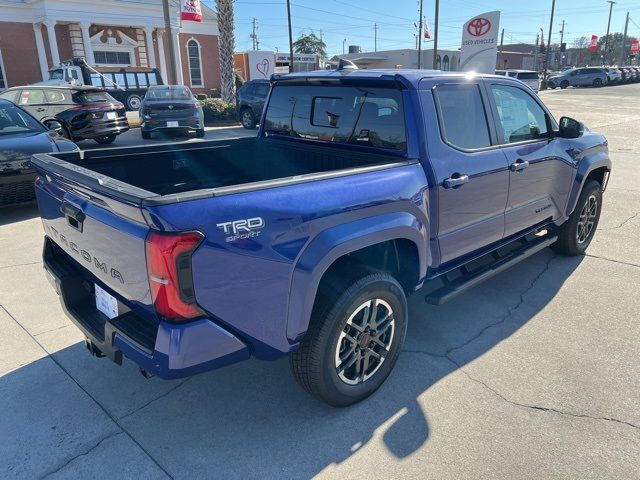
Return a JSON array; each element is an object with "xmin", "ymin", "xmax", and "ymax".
[{"xmin": 201, "ymin": 98, "xmax": 237, "ymax": 123}]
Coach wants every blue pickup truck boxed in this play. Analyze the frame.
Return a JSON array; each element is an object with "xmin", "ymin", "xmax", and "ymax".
[{"xmin": 31, "ymin": 69, "xmax": 610, "ymax": 406}]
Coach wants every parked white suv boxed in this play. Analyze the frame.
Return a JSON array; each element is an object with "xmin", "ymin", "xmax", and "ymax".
[
  {"xmin": 495, "ymin": 69, "xmax": 540, "ymax": 92},
  {"xmin": 604, "ymin": 67, "xmax": 622, "ymax": 84}
]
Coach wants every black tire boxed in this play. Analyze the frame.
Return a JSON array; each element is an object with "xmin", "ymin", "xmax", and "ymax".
[
  {"xmin": 560, "ymin": 80, "xmax": 570, "ymax": 89},
  {"xmin": 553, "ymin": 180, "xmax": 602, "ymax": 256},
  {"xmin": 593, "ymin": 78, "xmax": 603, "ymax": 87},
  {"xmin": 141, "ymin": 130, "xmax": 151, "ymax": 140},
  {"xmin": 290, "ymin": 272, "xmax": 408, "ymax": 407},
  {"xmin": 548, "ymin": 84, "xmax": 557, "ymax": 89},
  {"xmin": 94, "ymin": 134, "xmax": 117, "ymax": 145},
  {"xmin": 195, "ymin": 128, "xmax": 206, "ymax": 138},
  {"xmin": 240, "ymin": 108, "xmax": 256, "ymax": 129},
  {"xmin": 125, "ymin": 94, "xmax": 143, "ymax": 111}
]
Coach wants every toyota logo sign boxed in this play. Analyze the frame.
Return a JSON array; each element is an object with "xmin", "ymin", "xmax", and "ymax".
[{"xmin": 467, "ymin": 17, "xmax": 491, "ymax": 37}]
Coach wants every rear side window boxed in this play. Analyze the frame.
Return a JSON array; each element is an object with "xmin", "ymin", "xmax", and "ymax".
[
  {"xmin": 264, "ymin": 85, "xmax": 406, "ymax": 151},
  {"xmin": 73, "ymin": 91, "xmax": 115, "ymax": 104},
  {"xmin": 254, "ymin": 83, "xmax": 269, "ymax": 97},
  {"xmin": 433, "ymin": 83, "xmax": 491, "ymax": 150},
  {"xmin": 46, "ymin": 89, "xmax": 71, "ymax": 103},
  {"xmin": 516, "ymin": 72, "xmax": 539, "ymax": 80}
]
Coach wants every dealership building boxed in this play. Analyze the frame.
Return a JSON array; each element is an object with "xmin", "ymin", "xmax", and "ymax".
[{"xmin": 0, "ymin": 0, "xmax": 222, "ymax": 94}]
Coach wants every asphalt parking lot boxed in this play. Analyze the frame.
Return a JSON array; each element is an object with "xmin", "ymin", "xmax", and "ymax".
[{"xmin": 1, "ymin": 83, "xmax": 639, "ymax": 479}]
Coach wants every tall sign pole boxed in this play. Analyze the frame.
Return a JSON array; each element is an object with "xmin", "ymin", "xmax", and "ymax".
[
  {"xmin": 432, "ymin": 0, "xmax": 440, "ymax": 69},
  {"xmin": 417, "ymin": 0, "xmax": 423, "ymax": 68},
  {"xmin": 163, "ymin": 0, "xmax": 177, "ymax": 84},
  {"xmin": 542, "ymin": 0, "xmax": 555, "ymax": 84},
  {"xmin": 286, "ymin": 0, "xmax": 294, "ymax": 73},
  {"xmin": 498, "ymin": 28, "xmax": 504, "ymax": 68},
  {"xmin": 604, "ymin": 1, "xmax": 616, "ymax": 64},
  {"xmin": 621, "ymin": 11, "xmax": 629, "ymax": 66}
]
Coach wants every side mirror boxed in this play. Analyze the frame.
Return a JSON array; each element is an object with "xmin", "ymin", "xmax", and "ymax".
[
  {"xmin": 45, "ymin": 120, "xmax": 63, "ymax": 133},
  {"xmin": 558, "ymin": 116, "xmax": 584, "ymax": 139}
]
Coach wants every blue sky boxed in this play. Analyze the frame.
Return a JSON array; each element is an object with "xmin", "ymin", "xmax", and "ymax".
[{"xmin": 201, "ymin": 0, "xmax": 640, "ymax": 55}]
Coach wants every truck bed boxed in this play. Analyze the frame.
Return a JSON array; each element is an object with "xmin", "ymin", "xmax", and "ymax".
[{"xmin": 37, "ymin": 137, "xmax": 408, "ymax": 203}]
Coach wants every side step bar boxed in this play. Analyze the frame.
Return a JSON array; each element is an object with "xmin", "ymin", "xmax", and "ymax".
[{"xmin": 425, "ymin": 234, "xmax": 557, "ymax": 306}]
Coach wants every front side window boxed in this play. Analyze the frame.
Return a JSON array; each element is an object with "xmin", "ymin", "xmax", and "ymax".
[
  {"xmin": 187, "ymin": 40, "xmax": 203, "ymax": 87},
  {"xmin": 0, "ymin": 103, "xmax": 44, "ymax": 135},
  {"xmin": 264, "ymin": 85, "xmax": 406, "ymax": 151},
  {"xmin": 490, "ymin": 84, "xmax": 548, "ymax": 144},
  {"xmin": 18, "ymin": 89, "xmax": 46, "ymax": 105},
  {"xmin": 433, "ymin": 83, "xmax": 491, "ymax": 150}
]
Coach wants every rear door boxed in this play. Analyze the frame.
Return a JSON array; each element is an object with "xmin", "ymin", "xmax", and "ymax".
[
  {"xmin": 421, "ymin": 79, "xmax": 509, "ymax": 265},
  {"xmin": 17, "ymin": 88, "xmax": 49, "ymax": 121},
  {"xmin": 485, "ymin": 81, "xmax": 574, "ymax": 237}
]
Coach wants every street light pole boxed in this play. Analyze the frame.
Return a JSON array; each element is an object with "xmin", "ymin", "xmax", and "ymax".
[
  {"xmin": 286, "ymin": 0, "xmax": 294, "ymax": 73},
  {"xmin": 621, "ymin": 11, "xmax": 630, "ymax": 66},
  {"xmin": 162, "ymin": 0, "xmax": 177, "ymax": 84},
  {"xmin": 417, "ymin": 0, "xmax": 423, "ymax": 69},
  {"xmin": 432, "ymin": 0, "xmax": 440, "ymax": 69},
  {"xmin": 604, "ymin": 0, "xmax": 616, "ymax": 65},
  {"xmin": 542, "ymin": 0, "xmax": 555, "ymax": 85}
]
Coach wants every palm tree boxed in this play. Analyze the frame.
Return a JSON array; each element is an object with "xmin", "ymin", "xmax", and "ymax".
[{"xmin": 215, "ymin": 0, "xmax": 236, "ymax": 102}]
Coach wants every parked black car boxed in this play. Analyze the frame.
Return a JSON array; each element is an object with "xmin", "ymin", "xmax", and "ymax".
[
  {"xmin": 0, "ymin": 86, "xmax": 128, "ymax": 145},
  {"xmin": 139, "ymin": 85, "xmax": 205, "ymax": 139},
  {"xmin": 236, "ymin": 79, "xmax": 270, "ymax": 129},
  {"xmin": 0, "ymin": 99, "xmax": 78, "ymax": 206}
]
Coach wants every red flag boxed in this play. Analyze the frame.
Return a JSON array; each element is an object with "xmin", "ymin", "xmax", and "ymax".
[
  {"xmin": 181, "ymin": 0, "xmax": 203, "ymax": 22},
  {"xmin": 631, "ymin": 39, "xmax": 639, "ymax": 55},
  {"xmin": 588, "ymin": 34, "xmax": 598, "ymax": 52},
  {"xmin": 424, "ymin": 17, "xmax": 431, "ymax": 40}
]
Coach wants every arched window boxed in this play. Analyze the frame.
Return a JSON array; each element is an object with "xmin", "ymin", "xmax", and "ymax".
[
  {"xmin": 443, "ymin": 55, "xmax": 450, "ymax": 71},
  {"xmin": 187, "ymin": 39, "xmax": 203, "ymax": 87},
  {"xmin": 435, "ymin": 54, "xmax": 441, "ymax": 70}
]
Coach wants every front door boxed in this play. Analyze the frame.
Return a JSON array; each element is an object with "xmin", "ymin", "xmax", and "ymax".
[
  {"xmin": 421, "ymin": 81, "xmax": 509, "ymax": 265},
  {"xmin": 485, "ymin": 82, "xmax": 575, "ymax": 238}
]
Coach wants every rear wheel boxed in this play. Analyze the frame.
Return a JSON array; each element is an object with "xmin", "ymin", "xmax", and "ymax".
[
  {"xmin": 240, "ymin": 108, "xmax": 256, "ymax": 129},
  {"xmin": 593, "ymin": 78, "xmax": 603, "ymax": 87},
  {"xmin": 94, "ymin": 134, "xmax": 117, "ymax": 145},
  {"xmin": 290, "ymin": 272, "xmax": 407, "ymax": 407},
  {"xmin": 553, "ymin": 180, "xmax": 602, "ymax": 256},
  {"xmin": 125, "ymin": 94, "xmax": 143, "ymax": 111}
]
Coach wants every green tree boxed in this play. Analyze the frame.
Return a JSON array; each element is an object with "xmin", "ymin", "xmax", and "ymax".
[
  {"xmin": 293, "ymin": 33, "xmax": 327, "ymax": 58},
  {"xmin": 596, "ymin": 33, "xmax": 637, "ymax": 63}
]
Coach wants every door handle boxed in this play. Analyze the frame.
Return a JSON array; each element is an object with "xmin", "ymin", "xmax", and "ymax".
[
  {"xmin": 443, "ymin": 174, "xmax": 470, "ymax": 189},
  {"xmin": 60, "ymin": 202, "xmax": 85, "ymax": 232},
  {"xmin": 509, "ymin": 159, "xmax": 529, "ymax": 172}
]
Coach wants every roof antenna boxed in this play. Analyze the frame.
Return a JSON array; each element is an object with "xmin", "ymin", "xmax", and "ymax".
[{"xmin": 337, "ymin": 59, "xmax": 358, "ymax": 71}]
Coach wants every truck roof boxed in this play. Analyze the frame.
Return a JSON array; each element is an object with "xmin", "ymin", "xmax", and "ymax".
[{"xmin": 272, "ymin": 69, "xmax": 500, "ymax": 88}]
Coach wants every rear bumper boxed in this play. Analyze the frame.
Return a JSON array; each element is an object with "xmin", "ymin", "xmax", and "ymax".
[
  {"xmin": 70, "ymin": 118, "xmax": 130, "ymax": 140},
  {"xmin": 141, "ymin": 116, "xmax": 202, "ymax": 132},
  {"xmin": 43, "ymin": 237, "xmax": 250, "ymax": 379}
]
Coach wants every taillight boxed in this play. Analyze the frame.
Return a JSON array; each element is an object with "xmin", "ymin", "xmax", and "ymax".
[{"xmin": 145, "ymin": 231, "xmax": 204, "ymax": 321}]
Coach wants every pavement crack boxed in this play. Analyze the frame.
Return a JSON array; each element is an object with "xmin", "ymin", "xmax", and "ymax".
[
  {"xmin": 0, "ymin": 260, "xmax": 42, "ymax": 270},
  {"xmin": 600, "ymin": 211, "xmax": 639, "ymax": 230},
  {"xmin": 119, "ymin": 378, "xmax": 192, "ymax": 421},
  {"xmin": 39, "ymin": 431, "xmax": 124, "ymax": 479},
  {"xmin": 585, "ymin": 254, "xmax": 640, "ymax": 269},
  {"xmin": 444, "ymin": 255, "xmax": 554, "ymax": 357}
]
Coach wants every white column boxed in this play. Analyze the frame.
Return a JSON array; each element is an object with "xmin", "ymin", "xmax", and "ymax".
[
  {"xmin": 43, "ymin": 20, "xmax": 60, "ymax": 67},
  {"xmin": 144, "ymin": 27, "xmax": 157, "ymax": 69},
  {"xmin": 33, "ymin": 23, "xmax": 49, "ymax": 80},
  {"xmin": 171, "ymin": 28, "xmax": 184, "ymax": 85},
  {"xmin": 79, "ymin": 22, "xmax": 94, "ymax": 66},
  {"xmin": 156, "ymin": 29, "xmax": 168, "ymax": 83}
]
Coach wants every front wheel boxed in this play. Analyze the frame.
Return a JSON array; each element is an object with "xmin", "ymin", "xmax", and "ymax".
[
  {"xmin": 553, "ymin": 180, "xmax": 602, "ymax": 256},
  {"xmin": 94, "ymin": 134, "xmax": 117, "ymax": 145},
  {"xmin": 240, "ymin": 108, "xmax": 257, "ymax": 129},
  {"xmin": 290, "ymin": 272, "xmax": 407, "ymax": 407},
  {"xmin": 560, "ymin": 80, "xmax": 570, "ymax": 89},
  {"xmin": 195, "ymin": 128, "xmax": 205, "ymax": 138},
  {"xmin": 593, "ymin": 78, "xmax": 603, "ymax": 87}
]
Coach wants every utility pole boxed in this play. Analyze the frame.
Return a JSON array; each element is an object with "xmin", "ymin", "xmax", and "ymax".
[
  {"xmin": 621, "ymin": 11, "xmax": 629, "ymax": 66},
  {"xmin": 542, "ymin": 0, "xmax": 555, "ymax": 86},
  {"xmin": 558, "ymin": 20, "xmax": 565, "ymax": 69},
  {"xmin": 534, "ymin": 33, "xmax": 540, "ymax": 71},
  {"xmin": 432, "ymin": 0, "xmax": 440, "ymax": 69},
  {"xmin": 498, "ymin": 28, "xmax": 504, "ymax": 69},
  {"xmin": 286, "ymin": 0, "xmax": 294, "ymax": 73},
  {"xmin": 604, "ymin": 0, "xmax": 616, "ymax": 65},
  {"xmin": 417, "ymin": 0, "xmax": 423, "ymax": 68},
  {"xmin": 162, "ymin": 0, "xmax": 177, "ymax": 84},
  {"xmin": 251, "ymin": 18, "xmax": 257, "ymax": 50},
  {"xmin": 342, "ymin": 38, "xmax": 346, "ymax": 55},
  {"xmin": 374, "ymin": 23, "xmax": 378, "ymax": 52}
]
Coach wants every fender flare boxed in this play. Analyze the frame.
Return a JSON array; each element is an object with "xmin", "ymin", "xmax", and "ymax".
[
  {"xmin": 565, "ymin": 155, "xmax": 611, "ymax": 217},
  {"xmin": 286, "ymin": 211, "xmax": 428, "ymax": 343}
]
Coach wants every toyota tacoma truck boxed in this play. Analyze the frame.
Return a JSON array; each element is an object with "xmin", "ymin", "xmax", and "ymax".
[{"xmin": 31, "ymin": 69, "xmax": 610, "ymax": 407}]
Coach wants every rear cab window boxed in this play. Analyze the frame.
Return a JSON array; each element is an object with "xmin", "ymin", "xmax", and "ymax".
[{"xmin": 263, "ymin": 84, "xmax": 407, "ymax": 152}]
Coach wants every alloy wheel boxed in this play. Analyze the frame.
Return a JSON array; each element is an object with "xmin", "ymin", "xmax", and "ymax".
[{"xmin": 576, "ymin": 194, "xmax": 598, "ymax": 245}]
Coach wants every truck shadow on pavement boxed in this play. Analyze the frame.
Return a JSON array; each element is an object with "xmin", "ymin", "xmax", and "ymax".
[
  {"xmin": 2, "ymin": 249, "xmax": 583, "ymax": 478},
  {"xmin": 0, "ymin": 202, "xmax": 39, "ymax": 225}
]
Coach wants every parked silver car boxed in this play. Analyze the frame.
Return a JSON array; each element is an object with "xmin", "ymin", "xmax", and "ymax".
[
  {"xmin": 495, "ymin": 69, "xmax": 540, "ymax": 92},
  {"xmin": 547, "ymin": 67, "xmax": 608, "ymax": 89}
]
